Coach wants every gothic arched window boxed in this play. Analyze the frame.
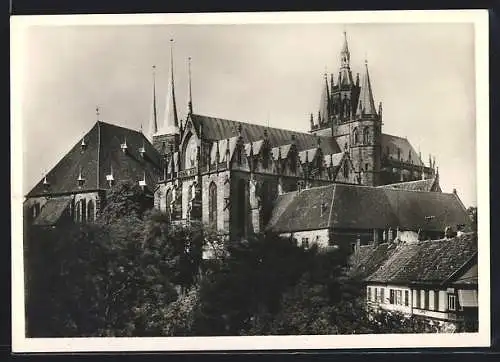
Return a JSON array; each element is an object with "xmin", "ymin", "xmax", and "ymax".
[
  {"xmin": 87, "ymin": 199, "xmax": 95, "ymax": 222},
  {"xmin": 209, "ymin": 182, "xmax": 217, "ymax": 228},
  {"xmin": 363, "ymin": 127, "xmax": 370, "ymax": 144},
  {"xmin": 75, "ymin": 200, "xmax": 81, "ymax": 222},
  {"xmin": 262, "ymin": 145, "xmax": 270, "ymax": 169},
  {"xmin": 165, "ymin": 189, "xmax": 172, "ymax": 218},
  {"xmin": 81, "ymin": 199, "xmax": 87, "ymax": 223},
  {"xmin": 343, "ymin": 161, "xmax": 349, "ymax": 178},
  {"xmin": 352, "ymin": 127, "xmax": 359, "ymax": 144}
]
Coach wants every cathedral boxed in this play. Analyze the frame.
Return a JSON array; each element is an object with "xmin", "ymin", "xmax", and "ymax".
[
  {"xmin": 152, "ymin": 32, "xmax": 442, "ymax": 241},
  {"xmin": 25, "ymin": 32, "xmax": 469, "ymax": 247}
]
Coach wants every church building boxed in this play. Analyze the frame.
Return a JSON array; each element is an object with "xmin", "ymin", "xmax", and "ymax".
[
  {"xmin": 152, "ymin": 33, "xmax": 438, "ymax": 241},
  {"xmin": 25, "ymin": 32, "xmax": 453, "ymax": 245}
]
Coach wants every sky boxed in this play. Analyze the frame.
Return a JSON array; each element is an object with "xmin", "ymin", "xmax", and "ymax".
[{"xmin": 17, "ymin": 21, "xmax": 478, "ymax": 207}]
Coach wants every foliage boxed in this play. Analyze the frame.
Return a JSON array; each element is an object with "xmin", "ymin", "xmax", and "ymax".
[
  {"xmin": 97, "ymin": 180, "xmax": 153, "ymax": 225},
  {"xmin": 467, "ymin": 206, "xmax": 478, "ymax": 232},
  {"xmin": 26, "ymin": 181, "xmax": 473, "ymax": 337}
]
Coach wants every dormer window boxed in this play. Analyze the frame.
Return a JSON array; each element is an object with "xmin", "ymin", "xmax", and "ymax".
[
  {"xmin": 106, "ymin": 167, "xmax": 115, "ymax": 187},
  {"xmin": 81, "ymin": 137, "xmax": 87, "ymax": 151},
  {"xmin": 139, "ymin": 141, "xmax": 146, "ymax": 158},
  {"xmin": 77, "ymin": 168, "xmax": 85, "ymax": 187},
  {"xmin": 121, "ymin": 138, "xmax": 128, "ymax": 153},
  {"xmin": 43, "ymin": 175, "xmax": 50, "ymax": 189},
  {"xmin": 138, "ymin": 171, "xmax": 147, "ymax": 189}
]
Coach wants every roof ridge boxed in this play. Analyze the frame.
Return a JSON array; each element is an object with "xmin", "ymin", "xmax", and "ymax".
[
  {"xmin": 380, "ymin": 178, "xmax": 433, "ymax": 187},
  {"xmin": 191, "ymin": 113, "xmax": 330, "ymax": 139}
]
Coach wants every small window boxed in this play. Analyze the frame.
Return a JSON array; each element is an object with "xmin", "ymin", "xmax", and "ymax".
[
  {"xmin": 367, "ymin": 287, "xmax": 372, "ymax": 301},
  {"xmin": 301, "ymin": 238, "xmax": 309, "ymax": 248},
  {"xmin": 434, "ymin": 291, "xmax": 439, "ymax": 311},
  {"xmin": 380, "ymin": 288, "xmax": 385, "ymax": 303},
  {"xmin": 365, "ymin": 163, "xmax": 369, "ymax": 171},
  {"xmin": 374, "ymin": 288, "xmax": 379, "ymax": 302},
  {"xmin": 389, "ymin": 289, "xmax": 395, "ymax": 304},
  {"xmin": 396, "ymin": 290, "xmax": 402, "ymax": 305},
  {"xmin": 405, "ymin": 291, "xmax": 409, "ymax": 306},
  {"xmin": 448, "ymin": 294, "xmax": 457, "ymax": 311}
]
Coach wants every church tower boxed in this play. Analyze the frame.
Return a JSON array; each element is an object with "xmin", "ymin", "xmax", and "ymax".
[
  {"xmin": 153, "ymin": 39, "xmax": 180, "ymax": 156},
  {"xmin": 349, "ymin": 60, "xmax": 381, "ymax": 186},
  {"xmin": 310, "ymin": 31, "xmax": 360, "ymax": 138}
]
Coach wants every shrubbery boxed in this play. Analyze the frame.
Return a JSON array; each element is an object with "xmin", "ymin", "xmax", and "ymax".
[{"xmin": 25, "ymin": 181, "xmax": 470, "ymax": 337}]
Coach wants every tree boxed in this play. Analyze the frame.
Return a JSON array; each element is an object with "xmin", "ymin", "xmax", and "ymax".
[{"xmin": 97, "ymin": 180, "xmax": 153, "ymax": 225}]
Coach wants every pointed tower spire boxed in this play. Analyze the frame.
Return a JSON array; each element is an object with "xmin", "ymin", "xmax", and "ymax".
[
  {"xmin": 341, "ymin": 31, "xmax": 350, "ymax": 67},
  {"xmin": 318, "ymin": 72, "xmax": 330, "ymax": 125},
  {"xmin": 161, "ymin": 39, "xmax": 179, "ymax": 135},
  {"xmin": 356, "ymin": 59, "xmax": 377, "ymax": 117},
  {"xmin": 187, "ymin": 56, "xmax": 193, "ymax": 116},
  {"xmin": 147, "ymin": 65, "xmax": 158, "ymax": 141},
  {"xmin": 338, "ymin": 31, "xmax": 354, "ymax": 87}
]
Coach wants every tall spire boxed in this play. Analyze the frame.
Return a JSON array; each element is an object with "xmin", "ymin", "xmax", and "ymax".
[
  {"xmin": 161, "ymin": 39, "xmax": 179, "ymax": 135},
  {"xmin": 187, "ymin": 56, "xmax": 193, "ymax": 115},
  {"xmin": 340, "ymin": 31, "xmax": 350, "ymax": 67},
  {"xmin": 356, "ymin": 59, "xmax": 377, "ymax": 117},
  {"xmin": 338, "ymin": 31, "xmax": 353, "ymax": 87},
  {"xmin": 318, "ymin": 72, "xmax": 330, "ymax": 124},
  {"xmin": 147, "ymin": 65, "xmax": 158, "ymax": 141}
]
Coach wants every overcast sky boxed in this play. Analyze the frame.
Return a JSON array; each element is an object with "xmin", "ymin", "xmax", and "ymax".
[{"xmin": 18, "ymin": 21, "xmax": 477, "ymax": 206}]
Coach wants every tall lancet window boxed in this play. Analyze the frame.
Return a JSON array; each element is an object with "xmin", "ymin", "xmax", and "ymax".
[
  {"xmin": 165, "ymin": 189, "xmax": 172, "ymax": 219},
  {"xmin": 87, "ymin": 199, "xmax": 95, "ymax": 222},
  {"xmin": 81, "ymin": 199, "xmax": 87, "ymax": 223},
  {"xmin": 352, "ymin": 127, "xmax": 359, "ymax": 144},
  {"xmin": 208, "ymin": 182, "xmax": 217, "ymax": 229},
  {"xmin": 184, "ymin": 135, "xmax": 198, "ymax": 169},
  {"xmin": 75, "ymin": 201, "xmax": 81, "ymax": 222},
  {"xmin": 363, "ymin": 127, "xmax": 370, "ymax": 144}
]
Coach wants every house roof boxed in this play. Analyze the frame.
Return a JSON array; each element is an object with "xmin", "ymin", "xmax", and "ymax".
[
  {"xmin": 267, "ymin": 183, "xmax": 469, "ymax": 233},
  {"xmin": 378, "ymin": 176, "xmax": 440, "ymax": 192},
  {"xmin": 359, "ymin": 232, "xmax": 477, "ymax": 285},
  {"xmin": 268, "ymin": 185, "xmax": 336, "ymax": 232},
  {"xmin": 382, "ymin": 133, "xmax": 424, "ymax": 167},
  {"xmin": 27, "ymin": 121, "xmax": 162, "ymax": 197},
  {"xmin": 190, "ymin": 114, "xmax": 340, "ymax": 154},
  {"xmin": 32, "ymin": 196, "xmax": 73, "ymax": 226}
]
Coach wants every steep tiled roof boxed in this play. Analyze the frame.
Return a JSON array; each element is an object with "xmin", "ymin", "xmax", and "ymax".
[
  {"xmin": 190, "ymin": 114, "xmax": 340, "ymax": 154},
  {"xmin": 27, "ymin": 121, "xmax": 162, "ymax": 197},
  {"xmin": 364, "ymin": 232, "xmax": 477, "ymax": 285},
  {"xmin": 32, "ymin": 196, "xmax": 72, "ymax": 226},
  {"xmin": 382, "ymin": 133, "xmax": 424, "ymax": 167},
  {"xmin": 268, "ymin": 183, "xmax": 470, "ymax": 233},
  {"xmin": 379, "ymin": 176, "xmax": 440, "ymax": 192},
  {"xmin": 348, "ymin": 243, "xmax": 397, "ymax": 281},
  {"xmin": 268, "ymin": 185, "xmax": 336, "ymax": 232}
]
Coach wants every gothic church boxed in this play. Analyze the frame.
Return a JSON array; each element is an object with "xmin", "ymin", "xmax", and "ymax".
[{"xmin": 26, "ymin": 32, "xmax": 460, "ymax": 246}]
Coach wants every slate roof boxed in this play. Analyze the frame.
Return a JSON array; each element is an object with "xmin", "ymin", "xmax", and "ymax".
[
  {"xmin": 32, "ymin": 196, "xmax": 72, "ymax": 226},
  {"xmin": 190, "ymin": 114, "xmax": 340, "ymax": 154},
  {"xmin": 358, "ymin": 232, "xmax": 477, "ymax": 285},
  {"xmin": 382, "ymin": 133, "xmax": 424, "ymax": 167},
  {"xmin": 268, "ymin": 183, "xmax": 469, "ymax": 233},
  {"xmin": 27, "ymin": 121, "xmax": 162, "ymax": 197},
  {"xmin": 378, "ymin": 176, "xmax": 440, "ymax": 192}
]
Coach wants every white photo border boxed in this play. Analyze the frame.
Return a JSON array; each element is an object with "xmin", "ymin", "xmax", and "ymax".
[{"xmin": 10, "ymin": 9, "xmax": 491, "ymax": 352}]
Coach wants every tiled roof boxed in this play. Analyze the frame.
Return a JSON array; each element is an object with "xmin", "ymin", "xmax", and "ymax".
[
  {"xmin": 268, "ymin": 183, "xmax": 470, "ymax": 233},
  {"xmin": 32, "ymin": 196, "xmax": 72, "ymax": 226},
  {"xmin": 190, "ymin": 114, "xmax": 340, "ymax": 154},
  {"xmin": 27, "ymin": 121, "xmax": 162, "ymax": 197},
  {"xmin": 453, "ymin": 264, "xmax": 478, "ymax": 286},
  {"xmin": 382, "ymin": 133, "xmax": 424, "ymax": 167},
  {"xmin": 268, "ymin": 185, "xmax": 336, "ymax": 232},
  {"xmin": 363, "ymin": 232, "xmax": 477, "ymax": 285},
  {"xmin": 378, "ymin": 176, "xmax": 440, "ymax": 192},
  {"xmin": 348, "ymin": 243, "xmax": 397, "ymax": 281}
]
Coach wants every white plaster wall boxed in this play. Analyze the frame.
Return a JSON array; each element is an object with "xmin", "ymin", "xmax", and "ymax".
[{"xmin": 280, "ymin": 229, "xmax": 330, "ymax": 248}]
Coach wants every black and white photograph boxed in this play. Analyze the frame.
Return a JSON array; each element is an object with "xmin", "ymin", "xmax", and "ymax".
[{"xmin": 11, "ymin": 10, "xmax": 490, "ymax": 352}]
